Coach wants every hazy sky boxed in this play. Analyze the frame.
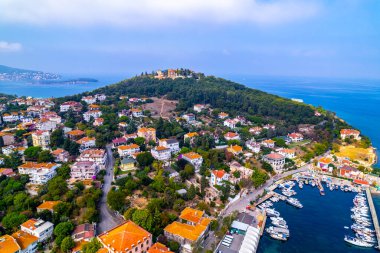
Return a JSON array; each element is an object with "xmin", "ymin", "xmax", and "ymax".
[{"xmin": 0, "ymin": 0, "xmax": 379, "ymax": 78}]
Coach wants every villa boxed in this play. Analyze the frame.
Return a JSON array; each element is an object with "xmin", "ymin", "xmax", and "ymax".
[{"xmin": 340, "ymin": 129, "xmax": 361, "ymax": 140}]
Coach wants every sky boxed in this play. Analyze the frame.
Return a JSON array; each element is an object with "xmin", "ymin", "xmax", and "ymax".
[{"xmin": 0, "ymin": 0, "xmax": 380, "ymax": 79}]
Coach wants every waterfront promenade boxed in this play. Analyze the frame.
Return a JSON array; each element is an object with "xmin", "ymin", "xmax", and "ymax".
[{"xmin": 366, "ymin": 188, "xmax": 380, "ymax": 249}]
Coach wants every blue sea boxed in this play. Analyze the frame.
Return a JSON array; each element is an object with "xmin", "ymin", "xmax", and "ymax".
[
  {"xmin": 258, "ymin": 184, "xmax": 380, "ymax": 253},
  {"xmin": 224, "ymin": 75, "xmax": 380, "ymax": 167}
]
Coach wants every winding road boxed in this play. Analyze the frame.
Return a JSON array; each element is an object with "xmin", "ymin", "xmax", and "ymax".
[{"xmin": 97, "ymin": 145, "xmax": 125, "ymax": 234}]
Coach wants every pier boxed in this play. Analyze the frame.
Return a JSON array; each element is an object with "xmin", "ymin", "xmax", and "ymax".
[{"xmin": 366, "ymin": 188, "xmax": 380, "ymax": 249}]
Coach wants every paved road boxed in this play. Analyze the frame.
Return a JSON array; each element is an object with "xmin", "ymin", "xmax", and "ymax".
[
  {"xmin": 97, "ymin": 145, "xmax": 125, "ymax": 234},
  {"xmin": 222, "ymin": 165, "xmax": 310, "ymax": 217}
]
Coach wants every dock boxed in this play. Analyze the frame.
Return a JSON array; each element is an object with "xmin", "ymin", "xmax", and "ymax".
[{"xmin": 366, "ymin": 188, "xmax": 380, "ymax": 249}]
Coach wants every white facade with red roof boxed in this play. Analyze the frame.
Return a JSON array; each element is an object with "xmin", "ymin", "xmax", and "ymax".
[
  {"xmin": 210, "ymin": 170, "xmax": 229, "ymax": 186},
  {"xmin": 287, "ymin": 132, "xmax": 304, "ymax": 142}
]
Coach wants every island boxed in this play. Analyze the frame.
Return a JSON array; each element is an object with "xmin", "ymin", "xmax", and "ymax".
[{"xmin": 0, "ymin": 68, "xmax": 378, "ymax": 253}]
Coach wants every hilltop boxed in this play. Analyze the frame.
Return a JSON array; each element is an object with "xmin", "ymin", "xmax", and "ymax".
[{"xmin": 0, "ymin": 64, "xmax": 61, "ymax": 81}]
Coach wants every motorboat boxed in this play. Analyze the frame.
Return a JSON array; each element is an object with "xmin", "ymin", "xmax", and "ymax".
[{"xmin": 344, "ymin": 235, "xmax": 373, "ymax": 247}]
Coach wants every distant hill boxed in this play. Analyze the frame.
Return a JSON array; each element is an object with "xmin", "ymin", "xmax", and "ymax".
[
  {"xmin": 0, "ymin": 64, "xmax": 61, "ymax": 81},
  {"xmin": 0, "ymin": 64, "xmax": 40, "ymax": 74}
]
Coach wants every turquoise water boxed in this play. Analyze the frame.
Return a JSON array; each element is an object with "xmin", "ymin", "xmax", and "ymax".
[{"xmin": 258, "ymin": 185, "xmax": 379, "ymax": 253}]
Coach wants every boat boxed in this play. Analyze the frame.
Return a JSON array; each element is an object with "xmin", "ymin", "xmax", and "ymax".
[
  {"xmin": 286, "ymin": 198, "xmax": 303, "ymax": 208},
  {"xmin": 272, "ymin": 218, "xmax": 288, "ymax": 229},
  {"xmin": 320, "ymin": 189, "xmax": 325, "ymax": 196},
  {"xmin": 266, "ymin": 208, "xmax": 280, "ymax": 217},
  {"xmin": 269, "ymin": 232, "xmax": 287, "ymax": 241},
  {"xmin": 356, "ymin": 234, "xmax": 377, "ymax": 244},
  {"xmin": 344, "ymin": 235, "xmax": 374, "ymax": 247}
]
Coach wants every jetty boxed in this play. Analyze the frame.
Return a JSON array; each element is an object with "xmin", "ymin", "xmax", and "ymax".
[{"xmin": 365, "ymin": 188, "xmax": 380, "ymax": 249}]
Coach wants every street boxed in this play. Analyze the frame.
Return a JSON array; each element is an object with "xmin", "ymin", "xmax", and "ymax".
[{"xmin": 97, "ymin": 145, "xmax": 125, "ymax": 234}]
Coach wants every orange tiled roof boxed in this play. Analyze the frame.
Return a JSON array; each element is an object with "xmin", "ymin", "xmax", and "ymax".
[
  {"xmin": 319, "ymin": 157, "xmax": 332, "ymax": 164},
  {"xmin": 185, "ymin": 132, "xmax": 198, "ymax": 138},
  {"xmin": 37, "ymin": 201, "xmax": 61, "ymax": 211},
  {"xmin": 212, "ymin": 170, "xmax": 226, "ymax": 179},
  {"xmin": 224, "ymin": 132, "xmax": 239, "ymax": 138},
  {"xmin": 148, "ymin": 243, "xmax": 174, "ymax": 253},
  {"xmin": 19, "ymin": 162, "xmax": 57, "ymax": 170},
  {"xmin": 138, "ymin": 127, "xmax": 156, "ymax": 133},
  {"xmin": 164, "ymin": 221, "xmax": 209, "ymax": 242},
  {"xmin": 0, "ymin": 235, "xmax": 21, "ymax": 253},
  {"xmin": 179, "ymin": 207, "xmax": 204, "ymax": 223},
  {"xmin": 155, "ymin": 146, "xmax": 169, "ymax": 151},
  {"xmin": 280, "ymin": 148, "xmax": 295, "ymax": 154},
  {"xmin": 11, "ymin": 230, "xmax": 38, "ymax": 250},
  {"xmin": 263, "ymin": 139, "xmax": 275, "ymax": 144},
  {"xmin": 229, "ymin": 145, "xmax": 242, "ymax": 153},
  {"xmin": 68, "ymin": 129, "xmax": 85, "ymax": 136},
  {"xmin": 183, "ymin": 152, "xmax": 202, "ymax": 160},
  {"xmin": 97, "ymin": 248, "xmax": 109, "ymax": 253},
  {"xmin": 98, "ymin": 221, "xmax": 151, "ymax": 252},
  {"xmin": 118, "ymin": 144, "xmax": 139, "ymax": 150},
  {"xmin": 77, "ymin": 137, "xmax": 96, "ymax": 144},
  {"xmin": 51, "ymin": 148, "xmax": 67, "ymax": 155},
  {"xmin": 341, "ymin": 129, "xmax": 360, "ymax": 135}
]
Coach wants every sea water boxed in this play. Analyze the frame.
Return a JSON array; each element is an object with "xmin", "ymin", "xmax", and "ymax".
[{"xmin": 258, "ymin": 185, "xmax": 379, "ymax": 253}]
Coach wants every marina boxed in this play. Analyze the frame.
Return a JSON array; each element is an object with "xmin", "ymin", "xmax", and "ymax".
[
  {"xmin": 257, "ymin": 176, "xmax": 380, "ymax": 253},
  {"xmin": 366, "ymin": 188, "xmax": 380, "ymax": 249}
]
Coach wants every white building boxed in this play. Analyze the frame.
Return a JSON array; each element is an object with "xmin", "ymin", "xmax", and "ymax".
[
  {"xmin": 77, "ymin": 149, "xmax": 107, "ymax": 169},
  {"xmin": 81, "ymin": 96, "xmax": 97, "ymax": 104},
  {"xmin": 2, "ymin": 112, "xmax": 19, "ymax": 122},
  {"xmin": 246, "ymin": 140, "xmax": 261, "ymax": 153},
  {"xmin": 287, "ymin": 132, "xmax": 304, "ymax": 142},
  {"xmin": 278, "ymin": 148, "xmax": 296, "ymax": 159},
  {"xmin": 131, "ymin": 108, "xmax": 143, "ymax": 117},
  {"xmin": 210, "ymin": 170, "xmax": 230, "ymax": 187},
  {"xmin": 263, "ymin": 153, "xmax": 285, "ymax": 172},
  {"xmin": 182, "ymin": 152, "xmax": 203, "ymax": 171},
  {"xmin": 83, "ymin": 110, "xmax": 102, "ymax": 122},
  {"xmin": 70, "ymin": 161, "xmax": 98, "ymax": 180},
  {"xmin": 151, "ymin": 146, "xmax": 171, "ymax": 161},
  {"xmin": 77, "ymin": 137, "xmax": 96, "ymax": 151},
  {"xmin": 118, "ymin": 144, "xmax": 140, "ymax": 157},
  {"xmin": 18, "ymin": 162, "xmax": 59, "ymax": 185},
  {"xmin": 224, "ymin": 132, "xmax": 240, "ymax": 141},
  {"xmin": 20, "ymin": 219, "xmax": 54, "ymax": 243},
  {"xmin": 193, "ymin": 104, "xmax": 206, "ymax": 113},
  {"xmin": 159, "ymin": 138, "xmax": 180, "ymax": 154},
  {"xmin": 94, "ymin": 94, "xmax": 106, "ymax": 101},
  {"xmin": 59, "ymin": 101, "xmax": 82, "ymax": 112},
  {"xmin": 223, "ymin": 119, "xmax": 239, "ymax": 129},
  {"xmin": 183, "ymin": 113, "xmax": 196, "ymax": 123}
]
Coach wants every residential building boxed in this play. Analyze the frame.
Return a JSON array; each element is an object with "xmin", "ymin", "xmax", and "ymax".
[
  {"xmin": 35, "ymin": 119, "xmax": 57, "ymax": 131},
  {"xmin": 218, "ymin": 112, "xmax": 229, "ymax": 119},
  {"xmin": 182, "ymin": 152, "xmax": 203, "ymax": 171},
  {"xmin": 77, "ymin": 137, "xmax": 96, "ymax": 151},
  {"xmin": 72, "ymin": 223, "xmax": 96, "ymax": 242},
  {"xmin": 137, "ymin": 127, "xmax": 156, "ymax": 143},
  {"xmin": 51, "ymin": 148, "xmax": 70, "ymax": 163},
  {"xmin": 20, "ymin": 219, "xmax": 54, "ymax": 243},
  {"xmin": 77, "ymin": 149, "xmax": 107, "ymax": 169},
  {"xmin": 183, "ymin": 113, "xmax": 196, "ymax": 123},
  {"xmin": 340, "ymin": 165, "xmax": 361, "ymax": 179},
  {"xmin": 227, "ymin": 145, "xmax": 243, "ymax": 155},
  {"xmin": 2, "ymin": 112, "xmax": 19, "ymax": 122},
  {"xmin": 159, "ymin": 138, "xmax": 180, "ymax": 154},
  {"xmin": 164, "ymin": 208, "xmax": 211, "ymax": 253},
  {"xmin": 18, "ymin": 162, "xmax": 60, "ymax": 185},
  {"xmin": 224, "ymin": 132, "xmax": 240, "ymax": 141},
  {"xmin": 229, "ymin": 161, "xmax": 253, "ymax": 182},
  {"xmin": 0, "ymin": 234, "xmax": 21, "ymax": 253},
  {"xmin": 261, "ymin": 139, "xmax": 275, "ymax": 148},
  {"xmin": 0, "ymin": 132, "xmax": 15, "ymax": 145},
  {"xmin": 278, "ymin": 148, "xmax": 296, "ymax": 159},
  {"xmin": 41, "ymin": 111, "xmax": 62, "ymax": 124},
  {"xmin": 67, "ymin": 129, "xmax": 85, "ymax": 140},
  {"xmin": 246, "ymin": 140, "xmax": 260, "ymax": 153},
  {"xmin": 263, "ymin": 153, "xmax": 285, "ymax": 172},
  {"xmin": 340, "ymin": 129, "xmax": 361, "ymax": 140},
  {"xmin": 287, "ymin": 132, "xmax": 304, "ymax": 142},
  {"xmin": 32, "ymin": 130, "xmax": 50, "ymax": 149},
  {"xmin": 70, "ymin": 161, "xmax": 98, "ymax": 180},
  {"xmin": 93, "ymin": 118, "xmax": 104, "ymax": 126},
  {"xmin": 60, "ymin": 101, "xmax": 83, "ymax": 112},
  {"xmin": 147, "ymin": 243, "xmax": 173, "ymax": 253},
  {"xmin": 0, "ymin": 168, "xmax": 16, "ymax": 177},
  {"xmin": 184, "ymin": 132, "xmax": 198, "ymax": 141},
  {"xmin": 94, "ymin": 94, "xmax": 106, "ymax": 101},
  {"xmin": 193, "ymin": 104, "xmax": 206, "ymax": 113},
  {"xmin": 151, "ymin": 146, "xmax": 171, "ymax": 161},
  {"xmin": 11, "ymin": 230, "xmax": 38, "ymax": 253},
  {"xmin": 223, "ymin": 119, "xmax": 238, "ymax": 129},
  {"xmin": 83, "ymin": 110, "xmax": 102, "ymax": 122},
  {"xmin": 263, "ymin": 124, "xmax": 276, "ymax": 130},
  {"xmin": 249, "ymin": 126, "xmax": 262, "ymax": 135},
  {"xmin": 210, "ymin": 170, "xmax": 229, "ymax": 186},
  {"xmin": 131, "ymin": 108, "xmax": 143, "ymax": 117},
  {"xmin": 81, "ymin": 96, "xmax": 96, "ymax": 104},
  {"xmin": 120, "ymin": 157, "xmax": 137, "ymax": 172},
  {"xmin": 37, "ymin": 201, "xmax": 61, "ymax": 213},
  {"xmin": 112, "ymin": 137, "xmax": 127, "ymax": 148},
  {"xmin": 118, "ymin": 144, "xmax": 140, "ymax": 157},
  {"xmin": 97, "ymin": 221, "xmax": 152, "ymax": 253},
  {"xmin": 317, "ymin": 157, "xmax": 333, "ymax": 172}
]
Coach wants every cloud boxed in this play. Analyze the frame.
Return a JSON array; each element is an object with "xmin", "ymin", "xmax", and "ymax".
[
  {"xmin": 0, "ymin": 41, "xmax": 22, "ymax": 52},
  {"xmin": 0, "ymin": 0, "xmax": 321, "ymax": 27}
]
